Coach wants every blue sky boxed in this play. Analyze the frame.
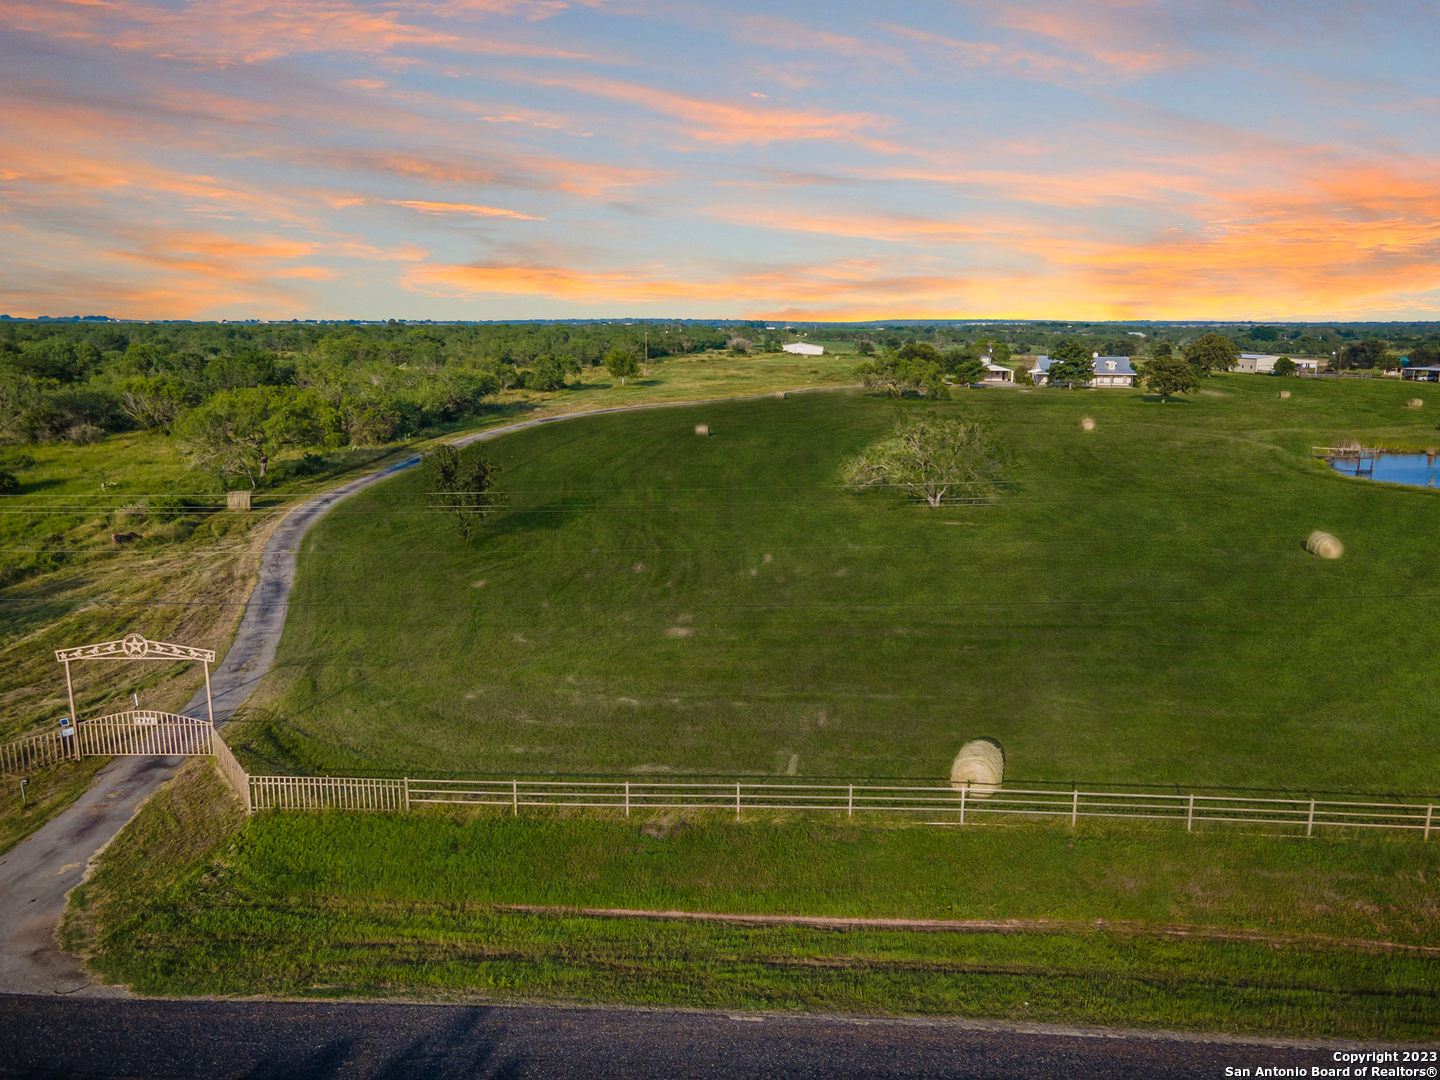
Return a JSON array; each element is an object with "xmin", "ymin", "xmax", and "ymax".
[{"xmin": 2, "ymin": 0, "xmax": 1438, "ymax": 320}]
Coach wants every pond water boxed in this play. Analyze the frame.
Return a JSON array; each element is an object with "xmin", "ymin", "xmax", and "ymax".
[{"xmin": 1329, "ymin": 452, "xmax": 1440, "ymax": 488}]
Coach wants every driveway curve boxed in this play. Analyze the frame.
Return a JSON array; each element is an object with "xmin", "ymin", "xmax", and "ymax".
[{"xmin": 0, "ymin": 388, "xmax": 846, "ymax": 996}]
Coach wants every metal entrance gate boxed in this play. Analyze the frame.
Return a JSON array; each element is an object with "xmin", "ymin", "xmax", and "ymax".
[{"xmin": 75, "ymin": 711, "xmax": 214, "ymax": 757}]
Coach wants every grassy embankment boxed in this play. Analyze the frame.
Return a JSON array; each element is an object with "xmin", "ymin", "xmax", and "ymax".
[
  {"xmin": 0, "ymin": 347, "xmax": 857, "ymax": 743},
  {"xmin": 63, "ymin": 759, "xmax": 1440, "ymax": 1038},
  {"xmin": 234, "ymin": 374, "xmax": 1440, "ymax": 794},
  {"xmin": 0, "ymin": 349, "xmax": 860, "ymax": 852}
]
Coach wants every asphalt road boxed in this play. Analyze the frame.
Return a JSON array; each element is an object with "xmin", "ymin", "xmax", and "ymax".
[{"xmin": 3, "ymin": 996, "xmax": 1422, "ymax": 1080}]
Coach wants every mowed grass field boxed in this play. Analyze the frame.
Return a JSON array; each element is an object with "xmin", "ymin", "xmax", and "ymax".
[
  {"xmin": 247, "ymin": 375, "xmax": 1440, "ymax": 793},
  {"xmin": 62, "ymin": 761, "xmax": 1440, "ymax": 1037}
]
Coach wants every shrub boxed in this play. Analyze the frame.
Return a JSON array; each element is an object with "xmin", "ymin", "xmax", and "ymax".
[{"xmin": 146, "ymin": 496, "xmax": 206, "ymax": 523}]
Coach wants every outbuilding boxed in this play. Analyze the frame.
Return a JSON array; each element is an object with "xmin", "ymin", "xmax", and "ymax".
[
  {"xmin": 980, "ymin": 362, "xmax": 1013, "ymax": 383},
  {"xmin": 1402, "ymin": 365, "xmax": 1440, "ymax": 382},
  {"xmin": 782, "ymin": 342, "xmax": 824, "ymax": 356}
]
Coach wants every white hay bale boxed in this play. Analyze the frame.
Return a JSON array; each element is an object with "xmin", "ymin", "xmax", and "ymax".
[
  {"xmin": 949, "ymin": 739, "xmax": 1004, "ymax": 798},
  {"xmin": 1081, "ymin": 417, "xmax": 1096, "ymax": 431},
  {"xmin": 1407, "ymin": 398, "xmax": 1424, "ymax": 408},
  {"xmin": 775, "ymin": 391, "xmax": 786, "ymax": 399},
  {"xmin": 695, "ymin": 424, "xmax": 709, "ymax": 436},
  {"xmin": 1278, "ymin": 390, "xmax": 1291, "ymax": 399},
  {"xmin": 1307, "ymin": 531, "xmax": 1344, "ymax": 559}
]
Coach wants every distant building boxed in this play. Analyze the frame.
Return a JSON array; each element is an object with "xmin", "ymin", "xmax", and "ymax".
[
  {"xmin": 1235, "ymin": 353, "xmax": 1282, "ymax": 373},
  {"xmin": 1091, "ymin": 355, "xmax": 1136, "ymax": 388},
  {"xmin": 980, "ymin": 363, "xmax": 1013, "ymax": 383},
  {"xmin": 1236, "ymin": 353, "xmax": 1318, "ymax": 374},
  {"xmin": 1032, "ymin": 354, "xmax": 1135, "ymax": 388},
  {"xmin": 782, "ymin": 342, "xmax": 824, "ymax": 356},
  {"xmin": 1402, "ymin": 366, "xmax": 1440, "ymax": 382}
]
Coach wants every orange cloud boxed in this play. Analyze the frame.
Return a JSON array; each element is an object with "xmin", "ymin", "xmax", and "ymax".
[
  {"xmin": 517, "ymin": 73, "xmax": 894, "ymax": 149},
  {"xmin": 0, "ymin": 0, "xmax": 595, "ymax": 67},
  {"xmin": 387, "ymin": 199, "xmax": 546, "ymax": 219},
  {"xmin": 987, "ymin": 0, "xmax": 1185, "ymax": 77}
]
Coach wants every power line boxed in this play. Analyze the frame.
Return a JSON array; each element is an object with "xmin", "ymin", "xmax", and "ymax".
[{"xmin": 3, "ymin": 590, "xmax": 1438, "ymax": 611}]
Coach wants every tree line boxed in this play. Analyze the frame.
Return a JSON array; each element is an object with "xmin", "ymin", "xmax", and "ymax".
[{"xmin": 0, "ymin": 321, "xmax": 732, "ymax": 488}]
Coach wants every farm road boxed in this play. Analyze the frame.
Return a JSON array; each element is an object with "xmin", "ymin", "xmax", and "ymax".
[
  {"xmin": 0, "ymin": 390, "xmax": 841, "ymax": 997},
  {"xmin": 1, "ymin": 995, "xmax": 1419, "ymax": 1080}
]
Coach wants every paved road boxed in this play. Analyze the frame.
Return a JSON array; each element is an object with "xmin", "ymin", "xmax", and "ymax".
[
  {"xmin": 0, "ymin": 391, "xmax": 839, "ymax": 997},
  {"xmin": 3, "ymin": 996, "xmax": 1422, "ymax": 1080}
]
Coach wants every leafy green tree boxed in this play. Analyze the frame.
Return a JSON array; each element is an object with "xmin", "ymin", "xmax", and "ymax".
[
  {"xmin": 1340, "ymin": 338, "xmax": 1391, "ymax": 370},
  {"xmin": 856, "ymin": 351, "xmax": 949, "ymax": 398},
  {"xmin": 856, "ymin": 340, "xmax": 875, "ymax": 356},
  {"xmin": 1184, "ymin": 333, "xmax": 1239, "ymax": 375},
  {"xmin": 1102, "ymin": 338, "xmax": 1138, "ymax": 357},
  {"xmin": 843, "ymin": 413, "xmax": 1005, "ymax": 508},
  {"xmin": 422, "ymin": 442, "xmax": 506, "ymax": 541},
  {"xmin": 175, "ymin": 386, "xmax": 341, "ymax": 488},
  {"xmin": 1273, "ymin": 357, "xmax": 1298, "ymax": 377},
  {"xmin": 1409, "ymin": 344, "xmax": 1440, "ymax": 366},
  {"xmin": 1045, "ymin": 338, "xmax": 1094, "ymax": 388},
  {"xmin": 1136, "ymin": 355, "xmax": 1199, "ymax": 402},
  {"xmin": 1149, "ymin": 339, "xmax": 1174, "ymax": 358},
  {"xmin": 604, "ymin": 348, "xmax": 641, "ymax": 385},
  {"xmin": 117, "ymin": 375, "xmax": 186, "ymax": 432}
]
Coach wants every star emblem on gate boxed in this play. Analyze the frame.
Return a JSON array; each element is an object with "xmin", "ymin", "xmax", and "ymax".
[{"xmin": 121, "ymin": 633, "xmax": 148, "ymax": 657}]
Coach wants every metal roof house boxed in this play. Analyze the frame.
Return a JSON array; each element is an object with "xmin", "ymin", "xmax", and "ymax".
[
  {"xmin": 782, "ymin": 342, "xmax": 824, "ymax": 356},
  {"xmin": 1092, "ymin": 355, "xmax": 1136, "ymax": 387},
  {"xmin": 1031, "ymin": 354, "xmax": 1135, "ymax": 388},
  {"xmin": 980, "ymin": 362, "xmax": 1013, "ymax": 383}
]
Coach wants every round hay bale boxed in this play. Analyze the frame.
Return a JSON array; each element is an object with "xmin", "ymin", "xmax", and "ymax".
[
  {"xmin": 1407, "ymin": 398, "xmax": 1424, "ymax": 408},
  {"xmin": 1307, "ymin": 531, "xmax": 1344, "ymax": 559},
  {"xmin": 1278, "ymin": 390, "xmax": 1291, "ymax": 399},
  {"xmin": 775, "ymin": 391, "xmax": 786, "ymax": 400},
  {"xmin": 1081, "ymin": 417, "xmax": 1096, "ymax": 431},
  {"xmin": 949, "ymin": 738, "xmax": 1004, "ymax": 798},
  {"xmin": 695, "ymin": 424, "xmax": 709, "ymax": 437}
]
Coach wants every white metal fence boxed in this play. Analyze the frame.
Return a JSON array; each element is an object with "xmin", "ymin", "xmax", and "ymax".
[
  {"xmin": 1, "ymin": 711, "xmax": 213, "ymax": 776},
  {"xmin": 74, "ymin": 711, "xmax": 214, "ymax": 757},
  {"xmin": 7, "ymin": 725, "xmax": 1437, "ymax": 840},
  {"xmin": 0, "ymin": 727, "xmax": 69, "ymax": 776},
  {"xmin": 242, "ymin": 773, "xmax": 1437, "ymax": 840}
]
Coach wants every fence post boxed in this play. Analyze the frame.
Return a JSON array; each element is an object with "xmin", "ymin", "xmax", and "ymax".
[
  {"xmin": 1425, "ymin": 805, "xmax": 1433, "ymax": 842},
  {"xmin": 1306, "ymin": 799, "xmax": 1316, "ymax": 838},
  {"xmin": 736, "ymin": 782, "xmax": 741, "ymax": 821},
  {"xmin": 625, "ymin": 781, "xmax": 630, "ymax": 818},
  {"xmin": 512, "ymin": 778, "xmax": 518, "ymax": 816},
  {"xmin": 1186, "ymin": 794, "xmax": 1194, "ymax": 833},
  {"xmin": 847, "ymin": 783, "xmax": 853, "ymax": 818},
  {"xmin": 1071, "ymin": 789, "xmax": 1079, "ymax": 829},
  {"xmin": 403, "ymin": 778, "xmax": 410, "ymax": 812},
  {"xmin": 959, "ymin": 785, "xmax": 966, "ymax": 826}
]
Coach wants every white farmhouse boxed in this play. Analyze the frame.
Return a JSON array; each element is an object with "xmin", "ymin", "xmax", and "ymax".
[
  {"xmin": 782, "ymin": 342, "xmax": 824, "ymax": 356},
  {"xmin": 1031, "ymin": 354, "xmax": 1136, "ymax": 388}
]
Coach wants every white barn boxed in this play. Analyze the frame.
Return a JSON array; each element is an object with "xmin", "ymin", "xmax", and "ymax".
[{"xmin": 782, "ymin": 342, "xmax": 824, "ymax": 356}]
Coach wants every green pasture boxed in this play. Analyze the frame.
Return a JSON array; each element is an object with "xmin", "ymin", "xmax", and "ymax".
[
  {"xmin": 63, "ymin": 761, "xmax": 1440, "ymax": 1037},
  {"xmin": 245, "ymin": 375, "xmax": 1440, "ymax": 793}
]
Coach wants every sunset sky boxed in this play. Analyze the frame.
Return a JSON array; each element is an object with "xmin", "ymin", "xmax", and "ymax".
[{"xmin": 2, "ymin": 0, "xmax": 1438, "ymax": 322}]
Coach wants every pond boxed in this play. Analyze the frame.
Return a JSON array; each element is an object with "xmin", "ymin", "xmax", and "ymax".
[{"xmin": 1329, "ymin": 451, "xmax": 1440, "ymax": 488}]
